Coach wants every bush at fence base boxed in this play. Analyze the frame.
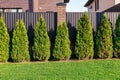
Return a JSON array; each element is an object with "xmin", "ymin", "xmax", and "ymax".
[
  {"xmin": 95, "ymin": 14, "xmax": 113, "ymax": 59},
  {"xmin": 114, "ymin": 14, "xmax": 120, "ymax": 58},
  {"xmin": 33, "ymin": 15, "xmax": 50, "ymax": 61},
  {"xmin": 53, "ymin": 22, "xmax": 71, "ymax": 60},
  {"xmin": 0, "ymin": 17, "xmax": 9, "ymax": 62},
  {"xmin": 11, "ymin": 20, "xmax": 30, "ymax": 62},
  {"xmin": 75, "ymin": 12, "xmax": 94, "ymax": 60}
]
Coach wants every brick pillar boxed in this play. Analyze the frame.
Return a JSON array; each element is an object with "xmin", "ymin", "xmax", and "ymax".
[
  {"xmin": 57, "ymin": 3, "xmax": 66, "ymax": 26},
  {"xmin": 33, "ymin": 0, "xmax": 39, "ymax": 12}
]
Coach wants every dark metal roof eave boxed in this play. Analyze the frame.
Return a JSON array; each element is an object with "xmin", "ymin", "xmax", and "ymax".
[
  {"xmin": 64, "ymin": 0, "xmax": 70, "ymax": 3},
  {"xmin": 84, "ymin": 0, "xmax": 94, "ymax": 7},
  {"xmin": 103, "ymin": 3, "xmax": 120, "ymax": 12}
]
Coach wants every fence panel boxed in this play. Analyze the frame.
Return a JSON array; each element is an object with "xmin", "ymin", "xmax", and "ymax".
[
  {"xmin": 105, "ymin": 12, "xmax": 119, "ymax": 30},
  {"xmin": 1, "ymin": 12, "xmax": 119, "ymax": 46},
  {"xmin": 66, "ymin": 12, "xmax": 96, "ymax": 44},
  {"xmin": 3, "ymin": 12, "xmax": 57, "ymax": 30},
  {"xmin": 2, "ymin": 12, "xmax": 57, "ymax": 44},
  {"xmin": 66, "ymin": 12, "xmax": 119, "ymax": 43}
]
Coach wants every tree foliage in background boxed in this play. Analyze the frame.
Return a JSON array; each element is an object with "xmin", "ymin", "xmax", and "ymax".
[
  {"xmin": 95, "ymin": 14, "xmax": 113, "ymax": 59},
  {"xmin": 11, "ymin": 20, "xmax": 30, "ymax": 62},
  {"xmin": 114, "ymin": 14, "xmax": 120, "ymax": 58},
  {"xmin": 0, "ymin": 17, "xmax": 9, "ymax": 62},
  {"xmin": 53, "ymin": 22, "xmax": 71, "ymax": 60},
  {"xmin": 75, "ymin": 12, "xmax": 94, "ymax": 59},
  {"xmin": 33, "ymin": 15, "xmax": 50, "ymax": 61}
]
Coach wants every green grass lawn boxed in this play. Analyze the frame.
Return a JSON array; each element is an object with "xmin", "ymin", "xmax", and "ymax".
[{"xmin": 0, "ymin": 60, "xmax": 120, "ymax": 80}]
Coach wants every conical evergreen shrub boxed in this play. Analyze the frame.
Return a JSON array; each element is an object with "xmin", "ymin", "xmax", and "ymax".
[
  {"xmin": 53, "ymin": 22, "xmax": 71, "ymax": 60},
  {"xmin": 33, "ymin": 15, "xmax": 50, "ymax": 61},
  {"xmin": 95, "ymin": 14, "xmax": 113, "ymax": 58},
  {"xmin": 0, "ymin": 17, "xmax": 9, "ymax": 62},
  {"xmin": 11, "ymin": 20, "xmax": 30, "ymax": 62},
  {"xmin": 114, "ymin": 14, "xmax": 120, "ymax": 58},
  {"xmin": 75, "ymin": 12, "xmax": 94, "ymax": 59}
]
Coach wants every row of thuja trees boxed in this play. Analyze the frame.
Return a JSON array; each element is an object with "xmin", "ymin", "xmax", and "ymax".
[
  {"xmin": 0, "ymin": 15, "xmax": 71, "ymax": 62},
  {"xmin": 0, "ymin": 12, "xmax": 120, "ymax": 62}
]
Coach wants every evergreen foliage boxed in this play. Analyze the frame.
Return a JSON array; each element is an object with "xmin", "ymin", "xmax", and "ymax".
[
  {"xmin": 11, "ymin": 20, "xmax": 30, "ymax": 62},
  {"xmin": 33, "ymin": 15, "xmax": 50, "ymax": 61},
  {"xmin": 0, "ymin": 17, "xmax": 9, "ymax": 62},
  {"xmin": 53, "ymin": 22, "xmax": 71, "ymax": 60},
  {"xmin": 95, "ymin": 14, "xmax": 113, "ymax": 58},
  {"xmin": 114, "ymin": 14, "xmax": 120, "ymax": 58},
  {"xmin": 75, "ymin": 12, "xmax": 94, "ymax": 59}
]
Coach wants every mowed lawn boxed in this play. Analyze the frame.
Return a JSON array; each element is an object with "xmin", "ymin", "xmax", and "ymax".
[{"xmin": 0, "ymin": 60, "xmax": 120, "ymax": 80}]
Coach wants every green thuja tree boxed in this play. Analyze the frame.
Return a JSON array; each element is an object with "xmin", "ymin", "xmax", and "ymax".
[
  {"xmin": 33, "ymin": 15, "xmax": 50, "ymax": 61},
  {"xmin": 95, "ymin": 14, "xmax": 113, "ymax": 59},
  {"xmin": 75, "ymin": 12, "xmax": 94, "ymax": 59},
  {"xmin": 0, "ymin": 17, "xmax": 9, "ymax": 62},
  {"xmin": 114, "ymin": 14, "xmax": 120, "ymax": 58},
  {"xmin": 11, "ymin": 20, "xmax": 30, "ymax": 62},
  {"xmin": 53, "ymin": 22, "xmax": 71, "ymax": 60}
]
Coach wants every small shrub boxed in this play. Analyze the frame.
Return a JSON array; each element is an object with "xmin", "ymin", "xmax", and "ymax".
[
  {"xmin": 114, "ymin": 14, "xmax": 120, "ymax": 58},
  {"xmin": 11, "ymin": 20, "xmax": 30, "ymax": 62},
  {"xmin": 75, "ymin": 12, "xmax": 94, "ymax": 59},
  {"xmin": 95, "ymin": 14, "xmax": 113, "ymax": 59},
  {"xmin": 53, "ymin": 22, "xmax": 71, "ymax": 60},
  {"xmin": 33, "ymin": 15, "xmax": 50, "ymax": 61},
  {"xmin": 0, "ymin": 17, "xmax": 9, "ymax": 62}
]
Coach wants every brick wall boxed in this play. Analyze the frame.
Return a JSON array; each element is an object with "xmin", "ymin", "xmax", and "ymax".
[
  {"xmin": 0, "ymin": 0, "xmax": 29, "ymax": 12},
  {"xmin": 57, "ymin": 3, "xmax": 66, "ymax": 26},
  {"xmin": 35, "ymin": 0, "xmax": 64, "ymax": 12},
  {"xmin": 0, "ymin": 0, "xmax": 65, "ymax": 12}
]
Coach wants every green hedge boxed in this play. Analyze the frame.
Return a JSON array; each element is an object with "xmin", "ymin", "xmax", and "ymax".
[
  {"xmin": 114, "ymin": 14, "xmax": 120, "ymax": 58},
  {"xmin": 11, "ymin": 20, "xmax": 30, "ymax": 62},
  {"xmin": 33, "ymin": 15, "xmax": 50, "ymax": 61},
  {"xmin": 95, "ymin": 14, "xmax": 113, "ymax": 59},
  {"xmin": 0, "ymin": 13, "xmax": 119, "ymax": 62},
  {"xmin": 53, "ymin": 22, "xmax": 71, "ymax": 60},
  {"xmin": 0, "ymin": 17, "xmax": 10, "ymax": 62},
  {"xmin": 75, "ymin": 12, "xmax": 94, "ymax": 60}
]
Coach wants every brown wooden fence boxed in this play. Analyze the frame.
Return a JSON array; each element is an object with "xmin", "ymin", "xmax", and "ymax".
[{"xmin": 1, "ymin": 12, "xmax": 119, "ymax": 45}]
